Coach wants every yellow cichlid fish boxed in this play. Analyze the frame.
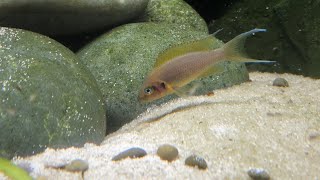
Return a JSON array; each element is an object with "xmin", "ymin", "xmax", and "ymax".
[{"xmin": 139, "ymin": 29, "xmax": 274, "ymax": 103}]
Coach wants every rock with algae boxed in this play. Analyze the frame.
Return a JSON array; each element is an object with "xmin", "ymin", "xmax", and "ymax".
[{"xmin": 0, "ymin": 27, "xmax": 106, "ymax": 158}]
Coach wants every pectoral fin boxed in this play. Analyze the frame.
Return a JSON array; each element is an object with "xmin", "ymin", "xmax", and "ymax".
[{"xmin": 170, "ymin": 82, "xmax": 201, "ymax": 97}]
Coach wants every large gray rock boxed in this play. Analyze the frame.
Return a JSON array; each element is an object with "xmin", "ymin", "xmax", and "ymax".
[
  {"xmin": 0, "ymin": 0, "xmax": 149, "ymax": 35},
  {"xmin": 77, "ymin": 22, "xmax": 249, "ymax": 133},
  {"xmin": 0, "ymin": 27, "xmax": 106, "ymax": 158},
  {"xmin": 143, "ymin": 0, "xmax": 208, "ymax": 33},
  {"xmin": 208, "ymin": 0, "xmax": 320, "ymax": 77}
]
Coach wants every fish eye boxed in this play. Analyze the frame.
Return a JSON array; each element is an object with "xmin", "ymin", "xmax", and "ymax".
[{"xmin": 144, "ymin": 87, "xmax": 154, "ymax": 95}]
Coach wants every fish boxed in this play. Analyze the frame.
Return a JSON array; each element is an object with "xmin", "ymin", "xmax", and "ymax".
[{"xmin": 138, "ymin": 29, "xmax": 274, "ymax": 103}]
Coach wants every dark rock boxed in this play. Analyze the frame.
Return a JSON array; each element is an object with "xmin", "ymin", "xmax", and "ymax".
[
  {"xmin": 112, "ymin": 147, "xmax": 147, "ymax": 161},
  {"xmin": 208, "ymin": 0, "xmax": 320, "ymax": 78},
  {"xmin": 0, "ymin": 0, "xmax": 149, "ymax": 35},
  {"xmin": 247, "ymin": 168, "xmax": 270, "ymax": 180},
  {"xmin": 0, "ymin": 27, "xmax": 106, "ymax": 158},
  {"xmin": 157, "ymin": 144, "xmax": 179, "ymax": 162},
  {"xmin": 273, "ymin": 77, "xmax": 289, "ymax": 87},
  {"xmin": 185, "ymin": 154, "xmax": 208, "ymax": 170}
]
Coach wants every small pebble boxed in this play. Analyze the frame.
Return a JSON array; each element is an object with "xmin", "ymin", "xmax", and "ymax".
[
  {"xmin": 273, "ymin": 77, "xmax": 289, "ymax": 87},
  {"xmin": 65, "ymin": 159, "xmax": 89, "ymax": 172},
  {"xmin": 112, "ymin": 147, "xmax": 147, "ymax": 161},
  {"xmin": 185, "ymin": 155, "xmax": 207, "ymax": 170},
  {"xmin": 247, "ymin": 168, "xmax": 270, "ymax": 180},
  {"xmin": 309, "ymin": 132, "xmax": 320, "ymax": 140},
  {"xmin": 157, "ymin": 144, "xmax": 179, "ymax": 162}
]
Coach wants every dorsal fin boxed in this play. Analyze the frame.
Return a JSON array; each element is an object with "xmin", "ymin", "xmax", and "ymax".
[{"xmin": 154, "ymin": 35, "xmax": 217, "ymax": 67}]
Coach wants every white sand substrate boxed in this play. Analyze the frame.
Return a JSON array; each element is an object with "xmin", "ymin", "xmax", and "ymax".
[{"xmin": 2, "ymin": 72, "xmax": 320, "ymax": 179}]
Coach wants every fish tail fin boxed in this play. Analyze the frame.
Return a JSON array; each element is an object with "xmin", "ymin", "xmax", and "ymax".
[{"xmin": 222, "ymin": 28, "xmax": 275, "ymax": 63}]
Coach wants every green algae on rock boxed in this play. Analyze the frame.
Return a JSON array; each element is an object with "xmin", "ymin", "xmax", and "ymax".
[
  {"xmin": 77, "ymin": 23, "xmax": 249, "ymax": 133},
  {"xmin": 143, "ymin": 0, "xmax": 208, "ymax": 33},
  {"xmin": 0, "ymin": 0, "xmax": 149, "ymax": 35},
  {"xmin": 0, "ymin": 27, "xmax": 106, "ymax": 158}
]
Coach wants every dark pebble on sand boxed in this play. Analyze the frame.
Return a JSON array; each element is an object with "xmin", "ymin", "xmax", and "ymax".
[
  {"xmin": 157, "ymin": 144, "xmax": 179, "ymax": 162},
  {"xmin": 112, "ymin": 147, "xmax": 147, "ymax": 161},
  {"xmin": 65, "ymin": 159, "xmax": 89, "ymax": 172},
  {"xmin": 185, "ymin": 155, "xmax": 207, "ymax": 170},
  {"xmin": 273, "ymin": 78, "xmax": 289, "ymax": 87},
  {"xmin": 247, "ymin": 168, "xmax": 270, "ymax": 180}
]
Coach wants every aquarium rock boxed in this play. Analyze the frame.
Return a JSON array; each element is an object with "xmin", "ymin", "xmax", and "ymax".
[
  {"xmin": 273, "ymin": 77, "xmax": 289, "ymax": 87},
  {"xmin": 185, "ymin": 155, "xmax": 208, "ymax": 170},
  {"xmin": 156, "ymin": 144, "xmax": 179, "ymax": 162},
  {"xmin": 247, "ymin": 168, "xmax": 270, "ymax": 180},
  {"xmin": 0, "ymin": 0, "xmax": 149, "ymax": 35},
  {"xmin": 112, "ymin": 147, "xmax": 147, "ymax": 161},
  {"xmin": 0, "ymin": 27, "xmax": 106, "ymax": 158}
]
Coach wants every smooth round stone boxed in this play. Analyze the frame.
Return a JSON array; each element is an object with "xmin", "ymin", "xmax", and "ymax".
[
  {"xmin": 157, "ymin": 144, "xmax": 179, "ymax": 162},
  {"xmin": 247, "ymin": 168, "xmax": 270, "ymax": 180},
  {"xmin": 0, "ymin": 27, "xmax": 106, "ymax": 158},
  {"xmin": 143, "ymin": 0, "xmax": 208, "ymax": 33},
  {"xmin": 185, "ymin": 155, "xmax": 208, "ymax": 170},
  {"xmin": 112, "ymin": 147, "xmax": 147, "ymax": 161},
  {"xmin": 65, "ymin": 159, "xmax": 89, "ymax": 172},
  {"xmin": 273, "ymin": 77, "xmax": 289, "ymax": 87},
  {"xmin": 0, "ymin": 0, "xmax": 149, "ymax": 35}
]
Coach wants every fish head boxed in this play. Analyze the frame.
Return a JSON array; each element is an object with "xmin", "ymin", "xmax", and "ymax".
[{"xmin": 138, "ymin": 80, "xmax": 169, "ymax": 103}]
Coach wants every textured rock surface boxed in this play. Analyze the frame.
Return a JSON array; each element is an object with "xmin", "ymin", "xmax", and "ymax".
[
  {"xmin": 77, "ymin": 22, "xmax": 249, "ymax": 133},
  {"xmin": 208, "ymin": 0, "xmax": 320, "ymax": 77},
  {"xmin": 0, "ymin": 0, "xmax": 149, "ymax": 35},
  {"xmin": 0, "ymin": 27, "xmax": 106, "ymax": 158},
  {"xmin": 8, "ymin": 72, "xmax": 320, "ymax": 179},
  {"xmin": 143, "ymin": 0, "xmax": 208, "ymax": 33}
]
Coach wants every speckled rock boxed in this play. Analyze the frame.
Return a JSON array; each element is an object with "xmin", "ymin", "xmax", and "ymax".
[
  {"xmin": 247, "ymin": 168, "xmax": 270, "ymax": 180},
  {"xmin": 273, "ymin": 77, "xmax": 289, "ymax": 87},
  {"xmin": 143, "ymin": 0, "xmax": 208, "ymax": 33},
  {"xmin": 156, "ymin": 144, "xmax": 179, "ymax": 162},
  {"xmin": 185, "ymin": 155, "xmax": 207, "ymax": 170},
  {"xmin": 112, "ymin": 147, "xmax": 147, "ymax": 161},
  {"xmin": 0, "ymin": 0, "xmax": 149, "ymax": 35},
  {"xmin": 77, "ymin": 22, "xmax": 249, "ymax": 133},
  {"xmin": 0, "ymin": 27, "xmax": 106, "ymax": 158},
  {"xmin": 65, "ymin": 159, "xmax": 89, "ymax": 172}
]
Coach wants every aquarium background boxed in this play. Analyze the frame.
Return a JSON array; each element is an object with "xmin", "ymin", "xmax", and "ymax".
[{"xmin": 56, "ymin": 0, "xmax": 320, "ymax": 78}]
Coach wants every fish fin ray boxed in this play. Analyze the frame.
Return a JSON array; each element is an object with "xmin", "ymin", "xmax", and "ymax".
[
  {"xmin": 222, "ymin": 28, "xmax": 275, "ymax": 63},
  {"xmin": 154, "ymin": 36, "xmax": 216, "ymax": 67},
  {"xmin": 173, "ymin": 82, "xmax": 201, "ymax": 97}
]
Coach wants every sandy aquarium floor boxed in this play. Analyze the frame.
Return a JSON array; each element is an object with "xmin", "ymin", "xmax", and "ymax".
[{"xmin": 1, "ymin": 72, "xmax": 320, "ymax": 180}]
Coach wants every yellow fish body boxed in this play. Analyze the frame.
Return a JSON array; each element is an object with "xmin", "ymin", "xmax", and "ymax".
[{"xmin": 139, "ymin": 29, "xmax": 273, "ymax": 102}]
